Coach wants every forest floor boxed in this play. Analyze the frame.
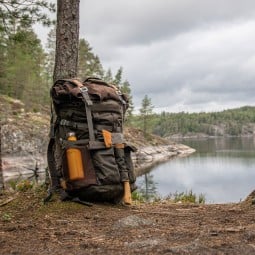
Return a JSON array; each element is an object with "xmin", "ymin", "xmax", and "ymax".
[
  {"xmin": 2, "ymin": 95, "xmax": 255, "ymax": 254},
  {"xmin": 1, "ymin": 189, "xmax": 255, "ymax": 255}
]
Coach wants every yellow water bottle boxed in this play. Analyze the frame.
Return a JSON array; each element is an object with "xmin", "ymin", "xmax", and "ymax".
[{"xmin": 66, "ymin": 132, "xmax": 85, "ymax": 180}]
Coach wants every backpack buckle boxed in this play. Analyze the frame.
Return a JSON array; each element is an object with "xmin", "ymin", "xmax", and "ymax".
[
  {"xmin": 80, "ymin": 86, "xmax": 88, "ymax": 93},
  {"xmin": 80, "ymin": 86, "xmax": 93, "ymax": 106}
]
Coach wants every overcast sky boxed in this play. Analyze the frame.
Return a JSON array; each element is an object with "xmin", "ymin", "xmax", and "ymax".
[{"xmin": 38, "ymin": 0, "xmax": 255, "ymax": 113}]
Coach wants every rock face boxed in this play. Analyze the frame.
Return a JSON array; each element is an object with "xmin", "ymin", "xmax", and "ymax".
[
  {"xmin": 1, "ymin": 109, "xmax": 195, "ymax": 183},
  {"xmin": 1, "ymin": 112, "xmax": 50, "ymax": 182}
]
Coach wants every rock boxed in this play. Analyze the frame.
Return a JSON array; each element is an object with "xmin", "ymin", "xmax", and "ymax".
[
  {"xmin": 124, "ymin": 239, "xmax": 162, "ymax": 249},
  {"xmin": 114, "ymin": 215, "xmax": 154, "ymax": 228},
  {"xmin": 133, "ymin": 144, "xmax": 195, "ymax": 176}
]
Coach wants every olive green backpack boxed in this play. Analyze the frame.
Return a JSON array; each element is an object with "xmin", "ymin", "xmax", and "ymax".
[{"xmin": 46, "ymin": 77, "xmax": 136, "ymax": 204}]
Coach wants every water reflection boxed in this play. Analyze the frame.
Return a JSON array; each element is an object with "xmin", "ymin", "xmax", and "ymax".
[{"xmin": 137, "ymin": 137, "xmax": 255, "ymax": 203}]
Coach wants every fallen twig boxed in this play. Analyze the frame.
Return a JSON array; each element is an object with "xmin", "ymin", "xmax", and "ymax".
[{"xmin": 0, "ymin": 196, "xmax": 17, "ymax": 207}]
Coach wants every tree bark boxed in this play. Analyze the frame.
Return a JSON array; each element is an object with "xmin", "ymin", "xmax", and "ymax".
[
  {"xmin": 0, "ymin": 124, "xmax": 4, "ymax": 193},
  {"xmin": 53, "ymin": 0, "xmax": 80, "ymax": 81}
]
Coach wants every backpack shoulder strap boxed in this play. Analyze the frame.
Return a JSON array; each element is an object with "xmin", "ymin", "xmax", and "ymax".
[
  {"xmin": 79, "ymin": 86, "xmax": 95, "ymax": 143},
  {"xmin": 47, "ymin": 138, "xmax": 59, "ymax": 189}
]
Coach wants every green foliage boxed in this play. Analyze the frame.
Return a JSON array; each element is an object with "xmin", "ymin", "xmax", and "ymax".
[
  {"xmin": 44, "ymin": 26, "xmax": 56, "ymax": 90},
  {"xmin": 0, "ymin": 27, "xmax": 47, "ymax": 110},
  {"xmin": 7, "ymin": 177, "xmax": 35, "ymax": 192},
  {"xmin": 0, "ymin": 21, "xmax": 134, "ymax": 114},
  {"xmin": 113, "ymin": 67, "xmax": 123, "ymax": 84},
  {"xmin": 198, "ymin": 193, "xmax": 206, "ymax": 204},
  {"xmin": 132, "ymin": 188, "xmax": 206, "ymax": 204},
  {"xmin": 0, "ymin": 2, "xmax": 134, "ymax": 115},
  {"xmin": 0, "ymin": 0, "xmax": 55, "ymax": 34},
  {"xmin": 7, "ymin": 179, "xmax": 20, "ymax": 190},
  {"xmin": 103, "ymin": 68, "xmax": 113, "ymax": 83},
  {"xmin": 1, "ymin": 212, "xmax": 12, "ymax": 222},
  {"xmin": 132, "ymin": 106, "xmax": 255, "ymax": 137},
  {"xmin": 78, "ymin": 38, "xmax": 104, "ymax": 79},
  {"xmin": 138, "ymin": 95, "xmax": 154, "ymax": 137},
  {"xmin": 114, "ymin": 68, "xmax": 134, "ymax": 121},
  {"xmin": 102, "ymin": 66, "xmax": 134, "ymax": 121},
  {"xmin": 15, "ymin": 180, "xmax": 34, "ymax": 192},
  {"xmin": 121, "ymin": 80, "xmax": 134, "ymax": 122},
  {"xmin": 131, "ymin": 190, "xmax": 146, "ymax": 202},
  {"xmin": 167, "ymin": 190, "xmax": 206, "ymax": 204}
]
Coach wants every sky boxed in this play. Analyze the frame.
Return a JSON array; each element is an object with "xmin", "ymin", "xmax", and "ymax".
[{"xmin": 37, "ymin": 0, "xmax": 255, "ymax": 113}]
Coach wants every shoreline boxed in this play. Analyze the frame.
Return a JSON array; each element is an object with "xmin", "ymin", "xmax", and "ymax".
[
  {"xmin": 2, "ymin": 143, "xmax": 196, "ymax": 183},
  {"xmin": 133, "ymin": 144, "xmax": 196, "ymax": 176}
]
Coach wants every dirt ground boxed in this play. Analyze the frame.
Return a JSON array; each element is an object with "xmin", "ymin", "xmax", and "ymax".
[{"xmin": 1, "ymin": 190, "xmax": 255, "ymax": 255}]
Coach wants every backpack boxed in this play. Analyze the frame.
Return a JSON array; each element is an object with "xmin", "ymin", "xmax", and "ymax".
[{"xmin": 47, "ymin": 77, "xmax": 137, "ymax": 204}]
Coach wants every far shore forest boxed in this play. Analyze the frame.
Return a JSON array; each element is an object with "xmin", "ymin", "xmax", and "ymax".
[{"xmin": 1, "ymin": 15, "xmax": 255, "ymax": 138}]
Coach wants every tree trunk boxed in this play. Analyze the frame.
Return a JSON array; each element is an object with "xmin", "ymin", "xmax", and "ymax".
[
  {"xmin": 0, "ymin": 124, "xmax": 4, "ymax": 193},
  {"xmin": 53, "ymin": 0, "xmax": 80, "ymax": 81}
]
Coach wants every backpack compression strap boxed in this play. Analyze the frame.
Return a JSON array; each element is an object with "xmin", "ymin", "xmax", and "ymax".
[
  {"xmin": 59, "ymin": 78, "xmax": 95, "ymax": 143},
  {"xmin": 79, "ymin": 86, "xmax": 95, "ymax": 143}
]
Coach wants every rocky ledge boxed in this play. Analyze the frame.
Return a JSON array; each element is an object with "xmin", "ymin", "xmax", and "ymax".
[
  {"xmin": 1, "ymin": 109, "xmax": 195, "ymax": 182},
  {"xmin": 133, "ymin": 144, "xmax": 195, "ymax": 176}
]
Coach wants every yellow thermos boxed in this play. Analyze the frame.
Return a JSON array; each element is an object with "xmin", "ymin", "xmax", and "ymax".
[{"xmin": 66, "ymin": 132, "xmax": 85, "ymax": 180}]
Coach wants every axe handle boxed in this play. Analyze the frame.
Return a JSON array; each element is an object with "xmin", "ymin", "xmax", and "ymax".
[{"xmin": 123, "ymin": 181, "xmax": 132, "ymax": 205}]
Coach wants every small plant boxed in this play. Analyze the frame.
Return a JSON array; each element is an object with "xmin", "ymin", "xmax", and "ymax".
[
  {"xmin": 15, "ymin": 180, "xmax": 34, "ymax": 192},
  {"xmin": 131, "ymin": 190, "xmax": 161, "ymax": 203},
  {"xmin": 132, "ymin": 190, "xmax": 145, "ymax": 202},
  {"xmin": 2, "ymin": 213, "xmax": 12, "ymax": 222},
  {"xmin": 167, "ymin": 190, "xmax": 206, "ymax": 204},
  {"xmin": 8, "ymin": 179, "xmax": 19, "ymax": 190},
  {"xmin": 198, "ymin": 193, "xmax": 206, "ymax": 204},
  {"xmin": 175, "ymin": 190, "xmax": 196, "ymax": 203}
]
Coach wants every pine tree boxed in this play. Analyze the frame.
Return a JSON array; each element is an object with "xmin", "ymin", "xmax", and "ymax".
[
  {"xmin": 78, "ymin": 38, "xmax": 103, "ymax": 79},
  {"xmin": 0, "ymin": 28, "xmax": 44, "ymax": 107},
  {"xmin": 0, "ymin": 0, "xmax": 55, "ymax": 35},
  {"xmin": 0, "ymin": 0, "xmax": 55, "ymax": 106},
  {"xmin": 106, "ymin": 67, "xmax": 134, "ymax": 122},
  {"xmin": 121, "ymin": 80, "xmax": 134, "ymax": 121},
  {"xmin": 44, "ymin": 26, "xmax": 56, "ymax": 87},
  {"xmin": 1, "ymin": 27, "xmax": 46, "ymax": 109},
  {"xmin": 113, "ymin": 67, "xmax": 123, "ymax": 85},
  {"xmin": 103, "ymin": 68, "xmax": 113, "ymax": 83},
  {"xmin": 140, "ymin": 95, "xmax": 154, "ymax": 137}
]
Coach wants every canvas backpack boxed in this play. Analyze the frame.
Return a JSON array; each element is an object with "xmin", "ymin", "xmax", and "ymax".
[{"xmin": 46, "ymin": 77, "xmax": 136, "ymax": 204}]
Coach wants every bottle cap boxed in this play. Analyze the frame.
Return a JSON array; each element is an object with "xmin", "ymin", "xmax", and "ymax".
[{"xmin": 67, "ymin": 132, "xmax": 76, "ymax": 137}]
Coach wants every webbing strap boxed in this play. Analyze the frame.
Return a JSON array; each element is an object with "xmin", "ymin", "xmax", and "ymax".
[
  {"xmin": 47, "ymin": 138, "xmax": 60, "ymax": 189},
  {"xmin": 110, "ymin": 85, "xmax": 126, "ymax": 133},
  {"xmin": 60, "ymin": 119, "xmax": 88, "ymax": 130},
  {"xmin": 80, "ymin": 86, "xmax": 95, "ymax": 142},
  {"xmin": 49, "ymin": 102, "xmax": 56, "ymax": 138}
]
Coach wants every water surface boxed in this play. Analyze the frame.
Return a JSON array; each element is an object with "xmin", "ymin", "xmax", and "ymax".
[{"xmin": 137, "ymin": 137, "xmax": 255, "ymax": 203}]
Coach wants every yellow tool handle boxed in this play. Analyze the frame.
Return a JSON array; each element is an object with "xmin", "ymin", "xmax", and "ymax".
[{"xmin": 123, "ymin": 181, "xmax": 132, "ymax": 205}]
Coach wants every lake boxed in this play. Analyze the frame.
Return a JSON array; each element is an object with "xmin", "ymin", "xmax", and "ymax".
[{"xmin": 137, "ymin": 137, "xmax": 255, "ymax": 203}]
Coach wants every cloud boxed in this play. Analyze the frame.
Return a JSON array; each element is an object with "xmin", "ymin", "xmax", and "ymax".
[
  {"xmin": 80, "ymin": 0, "xmax": 255, "ymax": 46},
  {"xmin": 37, "ymin": 0, "xmax": 255, "ymax": 113}
]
